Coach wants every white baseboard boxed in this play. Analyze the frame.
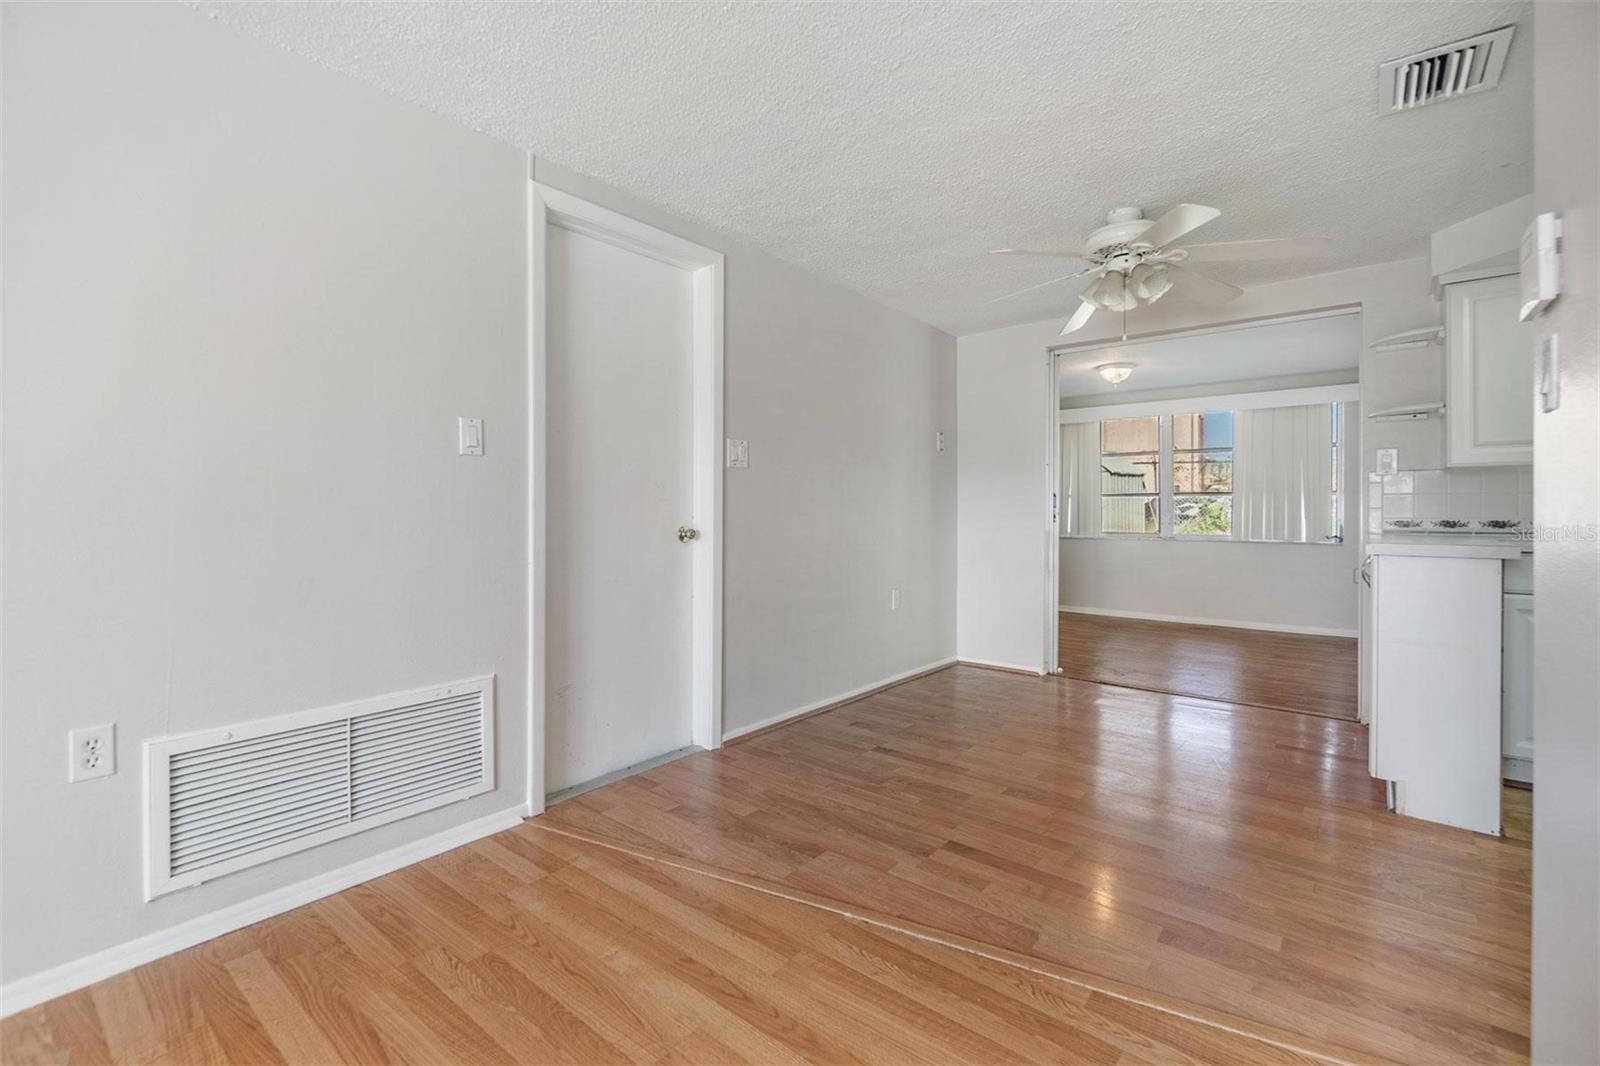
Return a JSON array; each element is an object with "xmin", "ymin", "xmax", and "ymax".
[
  {"xmin": 721, "ymin": 657, "xmax": 957, "ymax": 742},
  {"xmin": 956, "ymin": 657, "xmax": 1047, "ymax": 676},
  {"xmin": 0, "ymin": 805, "xmax": 525, "ymax": 1018},
  {"xmin": 1059, "ymin": 605, "xmax": 1357, "ymax": 639}
]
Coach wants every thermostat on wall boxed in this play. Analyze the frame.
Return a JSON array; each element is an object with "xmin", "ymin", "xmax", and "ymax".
[{"xmin": 1519, "ymin": 212, "xmax": 1561, "ymax": 321}]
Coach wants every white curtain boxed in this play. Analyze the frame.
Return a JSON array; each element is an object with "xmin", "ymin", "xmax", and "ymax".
[
  {"xmin": 1235, "ymin": 404, "xmax": 1335, "ymax": 543},
  {"xmin": 1059, "ymin": 422, "xmax": 1102, "ymax": 537}
]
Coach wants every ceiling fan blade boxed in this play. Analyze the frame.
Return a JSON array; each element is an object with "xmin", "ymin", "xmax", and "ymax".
[
  {"xmin": 1060, "ymin": 300, "xmax": 1096, "ymax": 336},
  {"xmin": 983, "ymin": 266, "xmax": 1100, "ymax": 305},
  {"xmin": 1137, "ymin": 204, "xmax": 1221, "ymax": 250},
  {"xmin": 1168, "ymin": 267, "xmax": 1243, "ymax": 304},
  {"xmin": 990, "ymin": 248, "xmax": 1093, "ymax": 261},
  {"xmin": 1172, "ymin": 237, "xmax": 1333, "ymax": 262}
]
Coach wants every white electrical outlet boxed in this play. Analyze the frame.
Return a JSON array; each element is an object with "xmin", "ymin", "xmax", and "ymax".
[
  {"xmin": 68, "ymin": 724, "xmax": 115, "ymax": 782},
  {"xmin": 936, "ymin": 431, "xmax": 946, "ymax": 453}
]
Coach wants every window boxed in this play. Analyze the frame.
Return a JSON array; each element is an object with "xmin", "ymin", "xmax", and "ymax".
[
  {"xmin": 1172, "ymin": 411, "xmax": 1233, "ymax": 536},
  {"xmin": 1100, "ymin": 416, "xmax": 1160, "ymax": 534},
  {"xmin": 1069, "ymin": 399, "xmax": 1344, "ymax": 544}
]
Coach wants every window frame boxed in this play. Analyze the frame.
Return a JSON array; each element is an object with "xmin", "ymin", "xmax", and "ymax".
[
  {"xmin": 1165, "ymin": 411, "xmax": 1238, "ymax": 542},
  {"xmin": 1097, "ymin": 416, "xmax": 1163, "ymax": 538},
  {"xmin": 1095, "ymin": 411, "xmax": 1239, "ymax": 541}
]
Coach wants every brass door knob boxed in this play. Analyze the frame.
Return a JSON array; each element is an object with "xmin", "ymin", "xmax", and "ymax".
[{"xmin": 677, "ymin": 526, "xmax": 699, "ymax": 543}]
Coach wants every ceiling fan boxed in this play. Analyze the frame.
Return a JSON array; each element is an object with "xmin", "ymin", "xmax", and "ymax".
[{"xmin": 989, "ymin": 205, "xmax": 1331, "ymax": 336}]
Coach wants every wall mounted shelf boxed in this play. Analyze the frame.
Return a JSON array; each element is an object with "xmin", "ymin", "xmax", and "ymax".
[
  {"xmin": 1370, "ymin": 326, "xmax": 1444, "ymax": 352},
  {"xmin": 1368, "ymin": 402, "xmax": 1445, "ymax": 422}
]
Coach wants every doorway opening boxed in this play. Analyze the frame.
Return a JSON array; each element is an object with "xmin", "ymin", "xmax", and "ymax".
[{"xmin": 1047, "ymin": 309, "xmax": 1363, "ymax": 720}]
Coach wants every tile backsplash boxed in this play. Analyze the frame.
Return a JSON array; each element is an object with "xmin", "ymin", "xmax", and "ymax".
[{"xmin": 1367, "ymin": 466, "xmax": 1533, "ymax": 534}]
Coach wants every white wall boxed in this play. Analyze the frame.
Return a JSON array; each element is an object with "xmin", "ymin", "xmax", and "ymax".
[
  {"xmin": 957, "ymin": 258, "xmax": 1438, "ymax": 671},
  {"xmin": 955, "ymin": 333, "xmax": 1053, "ymax": 670},
  {"xmin": 1060, "ymin": 540, "xmax": 1357, "ymax": 635},
  {"xmin": 1430, "ymin": 194, "xmax": 1533, "ymax": 277},
  {"xmin": 2, "ymin": 1, "xmax": 958, "ymax": 993},
  {"xmin": 1, "ymin": 2, "xmax": 531, "ymax": 985},
  {"xmin": 1530, "ymin": 2, "xmax": 1600, "ymax": 1061},
  {"xmin": 532, "ymin": 161, "xmax": 957, "ymax": 736}
]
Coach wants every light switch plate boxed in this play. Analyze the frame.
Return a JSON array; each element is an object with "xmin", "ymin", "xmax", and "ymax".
[
  {"xmin": 1540, "ymin": 334, "xmax": 1560, "ymax": 412},
  {"xmin": 726, "ymin": 438, "xmax": 748, "ymax": 468},
  {"xmin": 459, "ymin": 417, "xmax": 484, "ymax": 456},
  {"xmin": 1375, "ymin": 448, "xmax": 1399, "ymax": 476}
]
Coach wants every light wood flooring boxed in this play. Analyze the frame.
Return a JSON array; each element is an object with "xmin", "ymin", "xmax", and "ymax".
[
  {"xmin": 1059, "ymin": 614, "xmax": 1359, "ymax": 720},
  {"xmin": 3, "ymin": 823, "xmax": 1318, "ymax": 1065},
  {"xmin": 4, "ymin": 666, "xmax": 1529, "ymax": 1064},
  {"xmin": 545, "ymin": 667, "xmax": 1529, "ymax": 1064}
]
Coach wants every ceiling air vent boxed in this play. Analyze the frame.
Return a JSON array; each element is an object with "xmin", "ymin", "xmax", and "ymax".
[
  {"xmin": 1379, "ymin": 25, "xmax": 1515, "ymax": 114},
  {"xmin": 144, "ymin": 676, "xmax": 494, "ymax": 899}
]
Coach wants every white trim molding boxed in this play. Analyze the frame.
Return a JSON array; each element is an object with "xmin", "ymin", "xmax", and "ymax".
[
  {"xmin": 0, "ymin": 806, "xmax": 525, "ymax": 1019},
  {"xmin": 1049, "ymin": 305, "xmax": 1359, "ymax": 355},
  {"xmin": 954, "ymin": 657, "xmax": 1049, "ymax": 676},
  {"xmin": 526, "ymin": 182, "xmax": 726, "ymax": 816},
  {"xmin": 1060, "ymin": 605, "xmax": 1357, "ymax": 639},
  {"xmin": 721, "ymin": 658, "xmax": 957, "ymax": 742},
  {"xmin": 1059, "ymin": 382, "xmax": 1360, "ymax": 424}
]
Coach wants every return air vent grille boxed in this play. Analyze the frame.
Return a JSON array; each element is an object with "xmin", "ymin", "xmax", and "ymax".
[
  {"xmin": 146, "ymin": 676, "xmax": 493, "ymax": 899},
  {"xmin": 1380, "ymin": 25, "xmax": 1515, "ymax": 114}
]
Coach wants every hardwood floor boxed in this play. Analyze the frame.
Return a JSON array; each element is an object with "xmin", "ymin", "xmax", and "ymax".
[
  {"xmin": 545, "ymin": 667, "xmax": 1530, "ymax": 1064},
  {"xmin": 1058, "ymin": 613, "xmax": 1359, "ymax": 720},
  {"xmin": 1502, "ymin": 783, "xmax": 1532, "ymax": 844},
  {"xmin": 2, "ymin": 823, "xmax": 1311, "ymax": 1065},
  {"xmin": 4, "ymin": 666, "xmax": 1528, "ymax": 1064}
]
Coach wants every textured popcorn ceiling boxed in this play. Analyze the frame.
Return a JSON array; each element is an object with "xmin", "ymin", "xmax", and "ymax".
[{"xmin": 198, "ymin": 1, "xmax": 1533, "ymax": 335}]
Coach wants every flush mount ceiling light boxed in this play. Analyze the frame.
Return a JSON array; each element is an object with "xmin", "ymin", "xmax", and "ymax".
[{"xmin": 1097, "ymin": 362, "xmax": 1135, "ymax": 386}]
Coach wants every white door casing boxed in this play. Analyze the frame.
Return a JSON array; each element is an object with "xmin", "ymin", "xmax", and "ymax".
[{"xmin": 527, "ymin": 184, "xmax": 724, "ymax": 814}]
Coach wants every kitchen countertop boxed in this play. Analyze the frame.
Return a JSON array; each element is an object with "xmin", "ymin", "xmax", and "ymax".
[{"xmin": 1365, "ymin": 532, "xmax": 1531, "ymax": 559}]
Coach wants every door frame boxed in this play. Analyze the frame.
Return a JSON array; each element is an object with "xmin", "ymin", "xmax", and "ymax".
[
  {"xmin": 1044, "ymin": 348, "xmax": 1061, "ymax": 674},
  {"xmin": 526, "ymin": 182, "xmax": 725, "ymax": 817}
]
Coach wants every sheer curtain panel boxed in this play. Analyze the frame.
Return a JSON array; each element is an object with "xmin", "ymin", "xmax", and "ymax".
[{"xmin": 1060, "ymin": 421, "xmax": 1102, "ymax": 536}]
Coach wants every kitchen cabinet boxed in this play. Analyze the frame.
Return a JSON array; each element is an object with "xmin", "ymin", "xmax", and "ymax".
[
  {"xmin": 1444, "ymin": 273, "xmax": 1534, "ymax": 466},
  {"xmin": 1364, "ymin": 535, "xmax": 1524, "ymax": 835},
  {"xmin": 1502, "ymin": 591, "xmax": 1534, "ymax": 784}
]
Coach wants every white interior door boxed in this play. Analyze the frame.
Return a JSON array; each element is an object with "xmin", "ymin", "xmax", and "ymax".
[{"xmin": 545, "ymin": 222, "xmax": 695, "ymax": 793}]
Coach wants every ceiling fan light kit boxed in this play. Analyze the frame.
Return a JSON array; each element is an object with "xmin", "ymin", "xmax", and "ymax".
[
  {"xmin": 1128, "ymin": 262, "xmax": 1172, "ymax": 302},
  {"xmin": 1086, "ymin": 270, "xmax": 1134, "ymax": 312},
  {"xmin": 989, "ymin": 204, "xmax": 1333, "ymax": 340}
]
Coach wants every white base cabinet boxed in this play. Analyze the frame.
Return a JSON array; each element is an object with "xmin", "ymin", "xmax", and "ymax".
[{"xmin": 1368, "ymin": 553, "xmax": 1503, "ymax": 834}]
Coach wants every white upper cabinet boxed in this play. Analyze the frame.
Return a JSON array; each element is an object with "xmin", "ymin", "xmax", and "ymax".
[{"xmin": 1444, "ymin": 273, "xmax": 1534, "ymax": 466}]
